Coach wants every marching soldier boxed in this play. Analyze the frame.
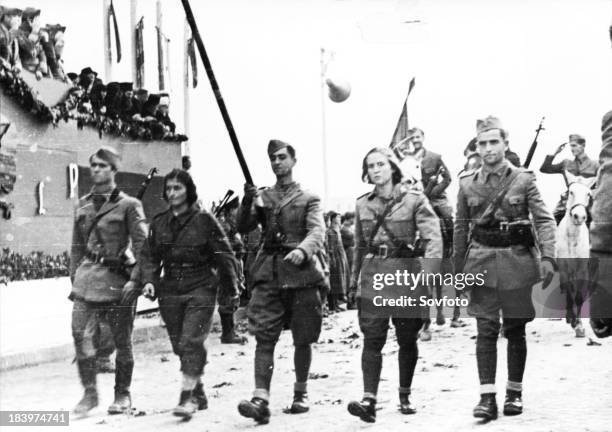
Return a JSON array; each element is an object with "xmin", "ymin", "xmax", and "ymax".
[
  {"xmin": 69, "ymin": 147, "xmax": 147, "ymax": 416},
  {"xmin": 236, "ymin": 140, "xmax": 326, "ymax": 424},
  {"xmin": 539, "ymin": 133, "xmax": 599, "ymax": 224},
  {"xmin": 346, "ymin": 147, "xmax": 442, "ymax": 423},
  {"xmin": 454, "ymin": 116, "xmax": 556, "ymax": 421},
  {"xmin": 140, "ymin": 169, "xmax": 240, "ymax": 420},
  {"xmin": 590, "ymin": 110, "xmax": 612, "ymax": 338}
]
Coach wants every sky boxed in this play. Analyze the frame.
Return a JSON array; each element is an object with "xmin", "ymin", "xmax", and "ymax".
[{"xmin": 5, "ymin": 0, "xmax": 612, "ymax": 211}]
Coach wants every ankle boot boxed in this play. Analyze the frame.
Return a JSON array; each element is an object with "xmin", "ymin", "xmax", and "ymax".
[
  {"xmin": 74, "ymin": 358, "xmax": 98, "ymax": 415},
  {"xmin": 108, "ymin": 391, "xmax": 131, "ymax": 414},
  {"xmin": 73, "ymin": 387, "xmax": 98, "ymax": 416},
  {"xmin": 473, "ymin": 393, "xmax": 498, "ymax": 420},
  {"xmin": 173, "ymin": 390, "xmax": 198, "ymax": 419},
  {"xmin": 237, "ymin": 397, "xmax": 270, "ymax": 424},
  {"xmin": 399, "ymin": 393, "xmax": 416, "ymax": 415},
  {"xmin": 503, "ymin": 390, "xmax": 523, "ymax": 416},
  {"xmin": 347, "ymin": 397, "xmax": 376, "ymax": 423},
  {"xmin": 289, "ymin": 391, "xmax": 309, "ymax": 414},
  {"xmin": 193, "ymin": 382, "xmax": 208, "ymax": 410},
  {"xmin": 220, "ymin": 313, "xmax": 247, "ymax": 344}
]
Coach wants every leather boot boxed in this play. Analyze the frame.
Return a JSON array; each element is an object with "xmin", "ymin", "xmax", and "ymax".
[
  {"xmin": 220, "ymin": 313, "xmax": 247, "ymax": 344},
  {"xmin": 289, "ymin": 391, "xmax": 309, "ymax": 414},
  {"xmin": 108, "ymin": 391, "xmax": 132, "ymax": 414},
  {"xmin": 347, "ymin": 397, "xmax": 376, "ymax": 423},
  {"xmin": 473, "ymin": 393, "xmax": 498, "ymax": 420},
  {"xmin": 503, "ymin": 390, "xmax": 523, "ymax": 416},
  {"xmin": 238, "ymin": 397, "xmax": 271, "ymax": 424},
  {"xmin": 193, "ymin": 382, "xmax": 208, "ymax": 410},
  {"xmin": 399, "ymin": 393, "xmax": 416, "ymax": 415},
  {"xmin": 73, "ymin": 358, "xmax": 98, "ymax": 416},
  {"xmin": 173, "ymin": 390, "xmax": 198, "ymax": 419}
]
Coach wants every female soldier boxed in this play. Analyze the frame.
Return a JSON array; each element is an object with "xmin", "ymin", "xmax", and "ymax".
[
  {"xmin": 346, "ymin": 147, "xmax": 442, "ymax": 423},
  {"xmin": 140, "ymin": 169, "xmax": 239, "ymax": 420}
]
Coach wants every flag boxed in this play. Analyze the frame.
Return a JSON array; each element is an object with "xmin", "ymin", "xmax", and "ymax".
[
  {"xmin": 107, "ymin": 0, "xmax": 122, "ymax": 63},
  {"xmin": 156, "ymin": 26, "xmax": 165, "ymax": 90},
  {"xmin": 187, "ymin": 38, "xmax": 198, "ymax": 88},
  {"xmin": 389, "ymin": 77, "xmax": 415, "ymax": 149},
  {"xmin": 135, "ymin": 17, "xmax": 145, "ymax": 88}
]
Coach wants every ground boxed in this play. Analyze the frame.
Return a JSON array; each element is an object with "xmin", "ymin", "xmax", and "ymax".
[{"xmin": 1, "ymin": 311, "xmax": 610, "ymax": 432}]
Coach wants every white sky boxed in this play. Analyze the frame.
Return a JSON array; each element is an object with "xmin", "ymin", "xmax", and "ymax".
[{"xmin": 6, "ymin": 0, "xmax": 612, "ymax": 211}]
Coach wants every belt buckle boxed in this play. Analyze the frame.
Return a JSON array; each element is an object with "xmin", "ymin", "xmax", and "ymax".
[
  {"xmin": 500, "ymin": 221, "xmax": 509, "ymax": 232},
  {"xmin": 378, "ymin": 244, "xmax": 388, "ymax": 258}
]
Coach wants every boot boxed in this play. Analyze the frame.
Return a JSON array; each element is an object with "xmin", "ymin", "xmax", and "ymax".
[
  {"xmin": 288, "ymin": 391, "xmax": 309, "ymax": 414},
  {"xmin": 73, "ymin": 388, "xmax": 99, "ymax": 416},
  {"xmin": 108, "ymin": 391, "xmax": 132, "ymax": 415},
  {"xmin": 450, "ymin": 317, "xmax": 467, "ymax": 328},
  {"xmin": 399, "ymin": 393, "xmax": 416, "ymax": 415},
  {"xmin": 96, "ymin": 356, "xmax": 115, "ymax": 373},
  {"xmin": 419, "ymin": 328, "xmax": 432, "ymax": 342},
  {"xmin": 74, "ymin": 358, "xmax": 98, "ymax": 416},
  {"xmin": 503, "ymin": 390, "xmax": 523, "ymax": 416},
  {"xmin": 238, "ymin": 397, "xmax": 270, "ymax": 424},
  {"xmin": 193, "ymin": 382, "xmax": 208, "ymax": 410},
  {"xmin": 173, "ymin": 390, "xmax": 198, "ymax": 419},
  {"xmin": 220, "ymin": 313, "xmax": 247, "ymax": 344},
  {"xmin": 347, "ymin": 397, "xmax": 376, "ymax": 423},
  {"xmin": 574, "ymin": 320, "xmax": 586, "ymax": 338},
  {"xmin": 473, "ymin": 393, "xmax": 498, "ymax": 420},
  {"xmin": 436, "ymin": 308, "xmax": 446, "ymax": 326}
]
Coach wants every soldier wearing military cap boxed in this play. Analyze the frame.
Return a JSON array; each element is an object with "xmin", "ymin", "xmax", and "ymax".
[
  {"xmin": 236, "ymin": 139, "xmax": 326, "ymax": 424},
  {"xmin": 69, "ymin": 147, "xmax": 148, "ymax": 416},
  {"xmin": 540, "ymin": 133, "xmax": 599, "ymax": 224},
  {"xmin": 454, "ymin": 116, "xmax": 556, "ymax": 421},
  {"xmin": 346, "ymin": 147, "xmax": 442, "ymax": 423},
  {"xmin": 0, "ymin": 7, "xmax": 22, "ymax": 71},
  {"xmin": 140, "ymin": 169, "xmax": 240, "ymax": 420}
]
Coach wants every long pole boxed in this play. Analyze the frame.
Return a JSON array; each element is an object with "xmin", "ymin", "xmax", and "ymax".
[
  {"xmin": 183, "ymin": 19, "xmax": 191, "ymax": 156},
  {"xmin": 156, "ymin": 0, "xmax": 165, "ymax": 90},
  {"xmin": 320, "ymin": 48, "xmax": 330, "ymax": 208},
  {"xmin": 102, "ymin": 0, "xmax": 113, "ymax": 82},
  {"xmin": 179, "ymin": 0, "xmax": 253, "ymax": 184},
  {"xmin": 130, "ymin": 0, "xmax": 138, "ymax": 85}
]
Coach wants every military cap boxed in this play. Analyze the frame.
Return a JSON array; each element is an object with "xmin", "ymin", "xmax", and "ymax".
[
  {"xmin": 45, "ymin": 24, "xmax": 66, "ymax": 34},
  {"xmin": 66, "ymin": 72, "xmax": 78, "ymax": 81},
  {"xmin": 146, "ymin": 94, "xmax": 161, "ymax": 105},
  {"xmin": 1, "ymin": 7, "xmax": 23, "ymax": 17},
  {"xmin": 119, "ymin": 82, "xmax": 133, "ymax": 92},
  {"xmin": 568, "ymin": 134, "xmax": 586, "ymax": 145},
  {"xmin": 158, "ymin": 93, "xmax": 170, "ymax": 107},
  {"xmin": 89, "ymin": 146, "xmax": 121, "ymax": 171},
  {"xmin": 476, "ymin": 115, "xmax": 505, "ymax": 134},
  {"xmin": 80, "ymin": 67, "xmax": 98, "ymax": 77},
  {"xmin": 22, "ymin": 7, "xmax": 41, "ymax": 20},
  {"xmin": 267, "ymin": 139, "xmax": 290, "ymax": 156}
]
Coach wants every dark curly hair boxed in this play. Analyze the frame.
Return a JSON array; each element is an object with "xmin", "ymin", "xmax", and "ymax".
[
  {"xmin": 162, "ymin": 169, "xmax": 198, "ymax": 206},
  {"xmin": 361, "ymin": 147, "xmax": 403, "ymax": 185}
]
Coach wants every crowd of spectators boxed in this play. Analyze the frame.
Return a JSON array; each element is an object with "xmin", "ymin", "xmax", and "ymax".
[
  {"xmin": 0, "ymin": 6, "xmax": 186, "ymax": 142},
  {"xmin": 0, "ymin": 248, "xmax": 69, "ymax": 283}
]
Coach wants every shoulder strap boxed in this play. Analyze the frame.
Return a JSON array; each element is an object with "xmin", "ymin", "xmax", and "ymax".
[
  {"xmin": 475, "ymin": 169, "xmax": 522, "ymax": 225},
  {"xmin": 171, "ymin": 211, "xmax": 200, "ymax": 245},
  {"xmin": 366, "ymin": 199, "xmax": 396, "ymax": 248}
]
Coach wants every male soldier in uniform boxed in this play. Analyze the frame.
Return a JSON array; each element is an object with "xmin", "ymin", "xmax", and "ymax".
[
  {"xmin": 590, "ymin": 110, "xmax": 612, "ymax": 338},
  {"xmin": 69, "ymin": 147, "xmax": 147, "ymax": 416},
  {"xmin": 236, "ymin": 139, "xmax": 326, "ymax": 424},
  {"xmin": 454, "ymin": 116, "xmax": 556, "ymax": 421},
  {"xmin": 0, "ymin": 7, "xmax": 22, "ymax": 71},
  {"xmin": 539, "ymin": 134, "xmax": 599, "ymax": 224}
]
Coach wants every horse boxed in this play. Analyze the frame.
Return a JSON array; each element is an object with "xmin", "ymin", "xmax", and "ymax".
[{"xmin": 556, "ymin": 171, "xmax": 596, "ymax": 338}]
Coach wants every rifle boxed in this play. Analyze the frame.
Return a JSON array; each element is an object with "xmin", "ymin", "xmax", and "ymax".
[
  {"xmin": 523, "ymin": 117, "xmax": 545, "ymax": 168},
  {"xmin": 136, "ymin": 167, "xmax": 158, "ymax": 200},
  {"xmin": 214, "ymin": 190, "xmax": 235, "ymax": 217}
]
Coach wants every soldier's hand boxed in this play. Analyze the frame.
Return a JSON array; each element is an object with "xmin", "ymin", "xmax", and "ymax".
[
  {"xmin": 347, "ymin": 289, "xmax": 357, "ymax": 306},
  {"xmin": 143, "ymin": 283, "xmax": 156, "ymax": 300},
  {"xmin": 243, "ymin": 183, "xmax": 258, "ymax": 201},
  {"xmin": 555, "ymin": 143, "xmax": 567, "ymax": 155},
  {"xmin": 284, "ymin": 249, "xmax": 306, "ymax": 266},
  {"xmin": 120, "ymin": 280, "xmax": 140, "ymax": 305},
  {"xmin": 540, "ymin": 260, "xmax": 555, "ymax": 289}
]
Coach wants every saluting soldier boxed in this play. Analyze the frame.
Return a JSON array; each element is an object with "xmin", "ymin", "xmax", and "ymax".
[
  {"xmin": 69, "ymin": 147, "xmax": 147, "ymax": 416},
  {"xmin": 346, "ymin": 147, "xmax": 442, "ymax": 423},
  {"xmin": 454, "ymin": 116, "xmax": 556, "ymax": 421},
  {"xmin": 539, "ymin": 133, "xmax": 599, "ymax": 224},
  {"xmin": 236, "ymin": 139, "xmax": 326, "ymax": 424},
  {"xmin": 140, "ymin": 169, "xmax": 240, "ymax": 420}
]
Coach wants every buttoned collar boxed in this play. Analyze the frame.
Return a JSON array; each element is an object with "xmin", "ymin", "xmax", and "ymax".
[{"xmin": 477, "ymin": 159, "xmax": 511, "ymax": 183}]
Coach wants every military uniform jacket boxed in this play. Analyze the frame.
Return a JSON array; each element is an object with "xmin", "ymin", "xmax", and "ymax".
[
  {"xmin": 350, "ymin": 184, "xmax": 443, "ymax": 292},
  {"xmin": 70, "ymin": 189, "xmax": 147, "ymax": 303},
  {"xmin": 591, "ymin": 110, "xmax": 612, "ymax": 253},
  {"xmin": 0, "ymin": 24, "xmax": 19, "ymax": 66},
  {"xmin": 419, "ymin": 149, "xmax": 451, "ymax": 204},
  {"xmin": 540, "ymin": 153, "xmax": 599, "ymax": 177},
  {"xmin": 236, "ymin": 182, "xmax": 326, "ymax": 289},
  {"xmin": 140, "ymin": 206, "xmax": 240, "ymax": 303},
  {"xmin": 454, "ymin": 160, "xmax": 556, "ymax": 290},
  {"xmin": 17, "ymin": 30, "xmax": 47, "ymax": 74}
]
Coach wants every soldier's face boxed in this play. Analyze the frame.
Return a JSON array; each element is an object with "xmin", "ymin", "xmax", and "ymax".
[
  {"xmin": 410, "ymin": 131, "xmax": 424, "ymax": 151},
  {"xmin": 477, "ymin": 129, "xmax": 508, "ymax": 166},
  {"xmin": 9, "ymin": 15, "xmax": 21, "ymax": 30},
  {"xmin": 366, "ymin": 152, "xmax": 393, "ymax": 185},
  {"xmin": 165, "ymin": 178, "xmax": 188, "ymax": 208},
  {"xmin": 570, "ymin": 142, "xmax": 585, "ymax": 157},
  {"xmin": 89, "ymin": 156, "xmax": 115, "ymax": 185},
  {"xmin": 269, "ymin": 148, "xmax": 295, "ymax": 177}
]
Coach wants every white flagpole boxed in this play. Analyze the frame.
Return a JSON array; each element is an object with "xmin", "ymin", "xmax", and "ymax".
[
  {"xmin": 320, "ymin": 48, "xmax": 330, "ymax": 209},
  {"xmin": 102, "ymin": 0, "xmax": 113, "ymax": 82},
  {"xmin": 156, "ymin": 0, "xmax": 164, "ymax": 90},
  {"xmin": 183, "ymin": 20, "xmax": 191, "ymax": 156}
]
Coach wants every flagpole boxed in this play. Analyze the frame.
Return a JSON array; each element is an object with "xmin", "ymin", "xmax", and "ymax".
[
  {"xmin": 156, "ymin": 0, "xmax": 165, "ymax": 90},
  {"xmin": 102, "ymin": 0, "xmax": 113, "ymax": 82},
  {"xmin": 320, "ymin": 48, "xmax": 329, "ymax": 209},
  {"xmin": 130, "ymin": 0, "xmax": 138, "ymax": 85},
  {"xmin": 183, "ymin": 19, "xmax": 191, "ymax": 156}
]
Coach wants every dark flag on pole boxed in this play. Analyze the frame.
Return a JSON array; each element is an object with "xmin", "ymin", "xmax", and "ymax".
[
  {"xmin": 107, "ymin": 0, "xmax": 122, "ymax": 63},
  {"xmin": 389, "ymin": 77, "xmax": 416, "ymax": 149},
  {"xmin": 187, "ymin": 37, "xmax": 198, "ymax": 88},
  {"xmin": 156, "ymin": 26, "xmax": 165, "ymax": 90},
  {"xmin": 135, "ymin": 17, "xmax": 145, "ymax": 89}
]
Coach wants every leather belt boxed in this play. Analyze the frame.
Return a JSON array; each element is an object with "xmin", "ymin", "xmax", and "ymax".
[{"xmin": 471, "ymin": 223, "xmax": 534, "ymax": 248}]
